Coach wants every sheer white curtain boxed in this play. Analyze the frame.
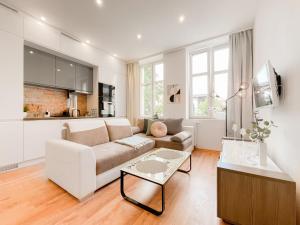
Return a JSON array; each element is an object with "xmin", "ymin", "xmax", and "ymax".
[
  {"xmin": 127, "ymin": 63, "xmax": 140, "ymax": 125},
  {"xmin": 227, "ymin": 29, "xmax": 253, "ymax": 136}
]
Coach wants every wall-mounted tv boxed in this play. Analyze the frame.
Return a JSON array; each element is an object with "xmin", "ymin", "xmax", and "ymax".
[{"xmin": 253, "ymin": 61, "xmax": 281, "ymax": 109}]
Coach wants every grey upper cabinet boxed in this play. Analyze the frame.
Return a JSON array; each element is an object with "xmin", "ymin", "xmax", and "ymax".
[
  {"xmin": 24, "ymin": 46, "xmax": 55, "ymax": 87},
  {"xmin": 75, "ymin": 65, "xmax": 93, "ymax": 94},
  {"xmin": 55, "ymin": 57, "xmax": 76, "ymax": 90}
]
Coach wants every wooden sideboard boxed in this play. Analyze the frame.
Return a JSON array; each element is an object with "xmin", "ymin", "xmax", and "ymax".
[{"xmin": 217, "ymin": 140, "xmax": 296, "ymax": 225}]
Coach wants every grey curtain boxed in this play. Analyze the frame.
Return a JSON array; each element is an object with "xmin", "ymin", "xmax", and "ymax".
[{"xmin": 227, "ymin": 29, "xmax": 253, "ymax": 137}]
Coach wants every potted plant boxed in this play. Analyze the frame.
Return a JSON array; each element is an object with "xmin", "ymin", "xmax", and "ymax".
[
  {"xmin": 23, "ymin": 105, "xmax": 29, "ymax": 118},
  {"xmin": 246, "ymin": 114, "xmax": 276, "ymax": 165}
]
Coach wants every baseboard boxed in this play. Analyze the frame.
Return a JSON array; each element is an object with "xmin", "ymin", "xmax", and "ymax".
[
  {"xmin": 18, "ymin": 158, "xmax": 45, "ymax": 168},
  {"xmin": 194, "ymin": 147, "xmax": 221, "ymax": 152},
  {"xmin": 0, "ymin": 163, "xmax": 18, "ymax": 173}
]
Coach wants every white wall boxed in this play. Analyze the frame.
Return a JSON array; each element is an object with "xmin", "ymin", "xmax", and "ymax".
[
  {"xmin": 254, "ymin": 0, "xmax": 300, "ymax": 221},
  {"xmin": 163, "ymin": 49, "xmax": 187, "ymax": 118},
  {"xmin": 163, "ymin": 49, "xmax": 225, "ymax": 150}
]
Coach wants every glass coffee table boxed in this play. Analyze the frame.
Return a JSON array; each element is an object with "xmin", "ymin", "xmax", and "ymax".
[{"xmin": 120, "ymin": 148, "xmax": 192, "ymax": 216}]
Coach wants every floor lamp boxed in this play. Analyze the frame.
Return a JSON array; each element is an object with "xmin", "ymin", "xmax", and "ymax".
[{"xmin": 225, "ymin": 82, "xmax": 249, "ymax": 136}]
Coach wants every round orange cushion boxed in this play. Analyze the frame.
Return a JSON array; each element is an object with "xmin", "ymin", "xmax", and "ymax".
[{"xmin": 150, "ymin": 121, "xmax": 167, "ymax": 138}]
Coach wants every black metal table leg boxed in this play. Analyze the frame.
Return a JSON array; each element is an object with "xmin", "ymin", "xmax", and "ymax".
[
  {"xmin": 120, "ymin": 171, "xmax": 165, "ymax": 216},
  {"xmin": 177, "ymin": 155, "xmax": 192, "ymax": 173}
]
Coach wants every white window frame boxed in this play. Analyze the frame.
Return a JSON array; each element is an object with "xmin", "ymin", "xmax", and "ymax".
[
  {"xmin": 140, "ymin": 61, "xmax": 164, "ymax": 117},
  {"xmin": 189, "ymin": 44, "xmax": 229, "ymax": 119}
]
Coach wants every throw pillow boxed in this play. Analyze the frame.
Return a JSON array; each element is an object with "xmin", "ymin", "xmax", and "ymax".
[
  {"xmin": 146, "ymin": 119, "xmax": 157, "ymax": 136},
  {"xmin": 136, "ymin": 118, "xmax": 144, "ymax": 131},
  {"xmin": 143, "ymin": 118, "xmax": 149, "ymax": 133},
  {"xmin": 164, "ymin": 118, "xmax": 183, "ymax": 135},
  {"xmin": 131, "ymin": 126, "xmax": 141, "ymax": 134},
  {"xmin": 105, "ymin": 118, "xmax": 133, "ymax": 141},
  {"xmin": 170, "ymin": 131, "xmax": 192, "ymax": 143},
  {"xmin": 150, "ymin": 121, "xmax": 167, "ymax": 138},
  {"xmin": 65, "ymin": 120, "xmax": 109, "ymax": 146}
]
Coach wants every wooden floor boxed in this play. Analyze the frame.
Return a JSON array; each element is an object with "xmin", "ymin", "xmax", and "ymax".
[{"xmin": 0, "ymin": 150, "xmax": 228, "ymax": 225}]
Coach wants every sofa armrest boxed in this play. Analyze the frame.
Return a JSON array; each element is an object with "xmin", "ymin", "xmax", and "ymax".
[
  {"xmin": 182, "ymin": 126, "xmax": 195, "ymax": 146},
  {"xmin": 46, "ymin": 139, "xmax": 96, "ymax": 200}
]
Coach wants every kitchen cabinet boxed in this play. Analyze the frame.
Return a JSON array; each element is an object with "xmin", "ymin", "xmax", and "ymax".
[
  {"xmin": 23, "ymin": 120, "xmax": 62, "ymax": 161},
  {"xmin": 217, "ymin": 140, "xmax": 296, "ymax": 225},
  {"xmin": 0, "ymin": 30, "xmax": 23, "ymax": 120},
  {"xmin": 76, "ymin": 64, "xmax": 93, "ymax": 93},
  {"xmin": 55, "ymin": 57, "xmax": 76, "ymax": 89},
  {"xmin": 0, "ymin": 122, "xmax": 23, "ymax": 167},
  {"xmin": 24, "ymin": 46, "xmax": 56, "ymax": 87}
]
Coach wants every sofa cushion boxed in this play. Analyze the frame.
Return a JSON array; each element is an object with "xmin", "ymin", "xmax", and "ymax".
[
  {"xmin": 131, "ymin": 126, "xmax": 141, "ymax": 134},
  {"xmin": 92, "ymin": 141, "xmax": 155, "ymax": 175},
  {"xmin": 135, "ymin": 133, "xmax": 192, "ymax": 151},
  {"xmin": 171, "ymin": 131, "xmax": 192, "ymax": 143},
  {"xmin": 105, "ymin": 118, "xmax": 133, "ymax": 141},
  {"xmin": 143, "ymin": 118, "xmax": 149, "ymax": 133},
  {"xmin": 151, "ymin": 121, "xmax": 167, "ymax": 138},
  {"xmin": 163, "ymin": 118, "xmax": 183, "ymax": 135},
  {"xmin": 65, "ymin": 120, "xmax": 109, "ymax": 147},
  {"xmin": 146, "ymin": 119, "xmax": 156, "ymax": 136},
  {"xmin": 136, "ymin": 118, "xmax": 144, "ymax": 131},
  {"xmin": 146, "ymin": 119, "xmax": 163, "ymax": 136},
  {"xmin": 155, "ymin": 136, "xmax": 193, "ymax": 150}
]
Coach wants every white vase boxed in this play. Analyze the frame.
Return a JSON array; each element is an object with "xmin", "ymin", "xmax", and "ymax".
[
  {"xmin": 23, "ymin": 112, "xmax": 27, "ymax": 118},
  {"xmin": 258, "ymin": 142, "xmax": 267, "ymax": 166}
]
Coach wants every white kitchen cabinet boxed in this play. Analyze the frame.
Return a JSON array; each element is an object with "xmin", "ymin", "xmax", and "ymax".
[
  {"xmin": 0, "ymin": 30, "xmax": 23, "ymax": 120},
  {"xmin": 23, "ymin": 120, "xmax": 62, "ymax": 161},
  {"xmin": 0, "ymin": 4, "xmax": 23, "ymax": 37},
  {"xmin": 23, "ymin": 15, "xmax": 60, "ymax": 51},
  {"xmin": 59, "ymin": 34, "xmax": 98, "ymax": 65},
  {"xmin": 0, "ymin": 121, "xmax": 23, "ymax": 167}
]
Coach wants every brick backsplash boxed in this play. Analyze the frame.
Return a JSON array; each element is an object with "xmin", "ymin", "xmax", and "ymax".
[{"xmin": 24, "ymin": 85, "xmax": 87, "ymax": 117}]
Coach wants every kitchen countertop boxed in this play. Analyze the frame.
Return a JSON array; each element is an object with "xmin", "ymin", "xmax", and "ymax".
[{"xmin": 23, "ymin": 116, "xmax": 100, "ymax": 121}]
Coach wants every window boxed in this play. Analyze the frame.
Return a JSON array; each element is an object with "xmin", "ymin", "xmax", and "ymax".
[
  {"xmin": 189, "ymin": 45, "xmax": 229, "ymax": 118},
  {"xmin": 140, "ymin": 62, "xmax": 164, "ymax": 117}
]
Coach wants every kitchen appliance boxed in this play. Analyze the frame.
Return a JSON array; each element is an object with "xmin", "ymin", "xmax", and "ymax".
[{"xmin": 98, "ymin": 83, "xmax": 115, "ymax": 117}]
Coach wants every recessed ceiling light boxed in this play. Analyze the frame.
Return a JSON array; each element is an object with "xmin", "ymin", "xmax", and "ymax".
[
  {"xmin": 179, "ymin": 15, "xmax": 185, "ymax": 23},
  {"xmin": 40, "ymin": 16, "xmax": 46, "ymax": 22},
  {"xmin": 96, "ymin": 0, "xmax": 103, "ymax": 6},
  {"xmin": 86, "ymin": 40, "xmax": 90, "ymax": 44},
  {"xmin": 113, "ymin": 54, "xmax": 117, "ymax": 57},
  {"xmin": 29, "ymin": 50, "xmax": 34, "ymax": 54},
  {"xmin": 137, "ymin": 34, "xmax": 142, "ymax": 40}
]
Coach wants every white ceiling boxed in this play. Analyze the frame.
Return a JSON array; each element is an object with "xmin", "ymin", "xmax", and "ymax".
[{"xmin": 4, "ymin": 0, "xmax": 257, "ymax": 61}]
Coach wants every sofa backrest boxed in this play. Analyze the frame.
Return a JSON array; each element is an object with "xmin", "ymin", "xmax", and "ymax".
[
  {"xmin": 64, "ymin": 120, "xmax": 109, "ymax": 146},
  {"xmin": 104, "ymin": 118, "xmax": 133, "ymax": 141}
]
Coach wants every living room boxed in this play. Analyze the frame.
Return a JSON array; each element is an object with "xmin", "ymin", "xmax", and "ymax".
[{"xmin": 0, "ymin": 0, "xmax": 299, "ymax": 224}]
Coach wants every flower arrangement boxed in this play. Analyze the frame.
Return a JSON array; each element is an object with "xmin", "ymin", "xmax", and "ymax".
[{"xmin": 246, "ymin": 115, "xmax": 276, "ymax": 143}]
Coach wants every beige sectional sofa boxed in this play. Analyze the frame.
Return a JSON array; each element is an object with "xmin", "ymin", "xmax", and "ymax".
[{"xmin": 46, "ymin": 118, "xmax": 194, "ymax": 200}]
